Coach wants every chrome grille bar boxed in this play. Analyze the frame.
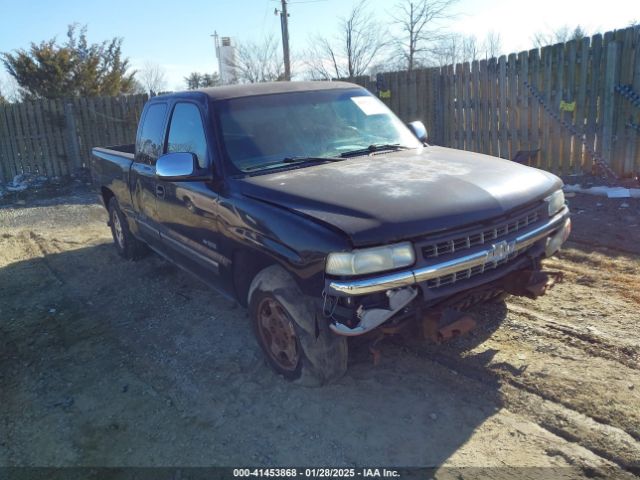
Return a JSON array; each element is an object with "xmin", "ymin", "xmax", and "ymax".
[
  {"xmin": 326, "ymin": 208, "xmax": 569, "ymax": 296},
  {"xmin": 421, "ymin": 210, "xmax": 540, "ymax": 259}
]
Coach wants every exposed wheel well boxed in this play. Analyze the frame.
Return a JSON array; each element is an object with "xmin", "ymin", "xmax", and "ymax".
[
  {"xmin": 232, "ymin": 249, "xmax": 276, "ymax": 307},
  {"xmin": 101, "ymin": 187, "xmax": 115, "ymax": 210}
]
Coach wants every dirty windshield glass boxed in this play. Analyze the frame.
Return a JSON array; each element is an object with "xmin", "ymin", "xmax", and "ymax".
[{"xmin": 217, "ymin": 89, "xmax": 422, "ymax": 172}]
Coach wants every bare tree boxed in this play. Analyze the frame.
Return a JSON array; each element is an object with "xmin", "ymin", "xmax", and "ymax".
[
  {"xmin": 305, "ymin": 0, "xmax": 387, "ymax": 79},
  {"xmin": 462, "ymin": 35, "xmax": 480, "ymax": 62},
  {"xmin": 482, "ymin": 30, "xmax": 502, "ymax": 59},
  {"xmin": 532, "ymin": 25, "xmax": 586, "ymax": 48},
  {"xmin": 390, "ymin": 0, "xmax": 458, "ymax": 71},
  {"xmin": 431, "ymin": 33, "xmax": 475, "ymax": 66},
  {"xmin": 225, "ymin": 35, "xmax": 284, "ymax": 84},
  {"xmin": 138, "ymin": 62, "xmax": 167, "ymax": 94},
  {"xmin": 305, "ymin": 36, "xmax": 342, "ymax": 80}
]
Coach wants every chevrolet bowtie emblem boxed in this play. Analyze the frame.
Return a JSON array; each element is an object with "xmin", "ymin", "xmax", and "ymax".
[{"xmin": 487, "ymin": 240, "xmax": 516, "ymax": 262}]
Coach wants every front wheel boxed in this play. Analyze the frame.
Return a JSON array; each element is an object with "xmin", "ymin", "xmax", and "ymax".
[{"xmin": 248, "ymin": 265, "xmax": 348, "ymax": 385}]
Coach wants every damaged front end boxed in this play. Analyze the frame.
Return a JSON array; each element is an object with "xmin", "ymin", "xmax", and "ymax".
[
  {"xmin": 322, "ymin": 205, "xmax": 570, "ymax": 341},
  {"xmin": 328, "ymin": 286, "xmax": 418, "ymax": 336},
  {"xmin": 325, "ymin": 266, "xmax": 563, "ymax": 342}
]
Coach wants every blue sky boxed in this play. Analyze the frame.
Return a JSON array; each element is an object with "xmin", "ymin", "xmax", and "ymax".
[{"xmin": 0, "ymin": 0, "xmax": 636, "ymax": 91}]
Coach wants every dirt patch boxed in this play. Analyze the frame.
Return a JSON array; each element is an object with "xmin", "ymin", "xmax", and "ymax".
[{"xmin": 0, "ymin": 193, "xmax": 638, "ymax": 477}]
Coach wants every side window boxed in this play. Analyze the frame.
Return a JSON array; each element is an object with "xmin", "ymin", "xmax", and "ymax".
[
  {"xmin": 166, "ymin": 103, "xmax": 208, "ymax": 169},
  {"xmin": 136, "ymin": 103, "xmax": 167, "ymax": 165}
]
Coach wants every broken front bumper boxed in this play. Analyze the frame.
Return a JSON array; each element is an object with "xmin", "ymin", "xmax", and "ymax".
[
  {"xmin": 326, "ymin": 207, "xmax": 571, "ymax": 337},
  {"xmin": 325, "ymin": 207, "xmax": 571, "ymax": 297}
]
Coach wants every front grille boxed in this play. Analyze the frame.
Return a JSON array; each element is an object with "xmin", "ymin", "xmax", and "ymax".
[
  {"xmin": 421, "ymin": 210, "xmax": 539, "ymax": 259},
  {"xmin": 425, "ymin": 250, "xmax": 521, "ymax": 288}
]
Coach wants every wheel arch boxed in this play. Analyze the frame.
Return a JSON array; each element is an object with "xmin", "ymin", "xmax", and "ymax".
[
  {"xmin": 232, "ymin": 247, "xmax": 279, "ymax": 307},
  {"xmin": 101, "ymin": 186, "xmax": 115, "ymax": 210}
]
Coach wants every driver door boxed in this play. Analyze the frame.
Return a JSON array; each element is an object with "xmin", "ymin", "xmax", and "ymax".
[{"xmin": 154, "ymin": 101, "xmax": 227, "ymax": 287}]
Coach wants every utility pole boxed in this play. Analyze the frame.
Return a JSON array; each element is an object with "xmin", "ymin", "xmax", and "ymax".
[{"xmin": 277, "ymin": 0, "xmax": 291, "ymax": 81}]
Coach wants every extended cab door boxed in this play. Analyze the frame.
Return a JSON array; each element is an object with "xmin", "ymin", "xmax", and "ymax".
[
  {"xmin": 154, "ymin": 101, "xmax": 228, "ymax": 288},
  {"xmin": 130, "ymin": 101, "xmax": 168, "ymax": 246}
]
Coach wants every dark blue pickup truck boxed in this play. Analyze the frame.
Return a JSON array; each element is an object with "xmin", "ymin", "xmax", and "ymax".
[{"xmin": 91, "ymin": 81, "xmax": 571, "ymax": 384}]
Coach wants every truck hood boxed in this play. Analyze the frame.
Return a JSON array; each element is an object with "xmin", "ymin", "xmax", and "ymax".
[{"xmin": 239, "ymin": 146, "xmax": 562, "ymax": 246}]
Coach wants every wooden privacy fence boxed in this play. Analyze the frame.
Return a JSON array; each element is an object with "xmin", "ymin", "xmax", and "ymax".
[
  {"xmin": 0, "ymin": 94, "xmax": 148, "ymax": 183},
  {"xmin": 352, "ymin": 26, "xmax": 640, "ymax": 178}
]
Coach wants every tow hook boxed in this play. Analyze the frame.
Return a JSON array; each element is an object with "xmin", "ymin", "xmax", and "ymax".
[{"xmin": 329, "ymin": 287, "xmax": 418, "ymax": 336}]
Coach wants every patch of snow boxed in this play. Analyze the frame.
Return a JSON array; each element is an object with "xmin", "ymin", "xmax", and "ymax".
[{"xmin": 563, "ymin": 184, "xmax": 640, "ymax": 199}]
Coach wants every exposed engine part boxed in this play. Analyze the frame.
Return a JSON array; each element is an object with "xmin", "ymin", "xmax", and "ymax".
[{"xmin": 329, "ymin": 287, "xmax": 418, "ymax": 336}]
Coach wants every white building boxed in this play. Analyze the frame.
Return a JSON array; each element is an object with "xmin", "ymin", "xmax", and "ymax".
[{"xmin": 213, "ymin": 33, "xmax": 237, "ymax": 85}]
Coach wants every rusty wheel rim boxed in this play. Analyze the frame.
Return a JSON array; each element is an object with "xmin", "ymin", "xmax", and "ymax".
[{"xmin": 256, "ymin": 297, "xmax": 300, "ymax": 372}]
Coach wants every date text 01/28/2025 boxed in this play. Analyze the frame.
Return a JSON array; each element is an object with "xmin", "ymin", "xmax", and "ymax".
[{"xmin": 232, "ymin": 468, "xmax": 401, "ymax": 478}]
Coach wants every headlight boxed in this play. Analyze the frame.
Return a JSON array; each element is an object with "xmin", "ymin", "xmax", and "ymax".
[
  {"xmin": 326, "ymin": 242, "xmax": 415, "ymax": 276},
  {"xmin": 545, "ymin": 190, "xmax": 565, "ymax": 216}
]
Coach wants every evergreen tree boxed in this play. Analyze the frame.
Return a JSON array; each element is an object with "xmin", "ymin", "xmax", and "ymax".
[
  {"xmin": 184, "ymin": 72, "xmax": 220, "ymax": 89},
  {"xmin": 1, "ymin": 24, "xmax": 136, "ymax": 100}
]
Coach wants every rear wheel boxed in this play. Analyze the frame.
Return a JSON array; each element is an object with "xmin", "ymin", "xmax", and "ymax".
[
  {"xmin": 108, "ymin": 198, "xmax": 147, "ymax": 260},
  {"xmin": 248, "ymin": 265, "xmax": 348, "ymax": 385}
]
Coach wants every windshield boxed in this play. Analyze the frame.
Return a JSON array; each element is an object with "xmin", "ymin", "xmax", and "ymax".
[{"xmin": 216, "ymin": 88, "xmax": 422, "ymax": 173}]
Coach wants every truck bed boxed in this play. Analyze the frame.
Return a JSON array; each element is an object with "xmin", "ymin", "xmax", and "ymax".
[{"xmin": 91, "ymin": 145, "xmax": 136, "ymax": 212}]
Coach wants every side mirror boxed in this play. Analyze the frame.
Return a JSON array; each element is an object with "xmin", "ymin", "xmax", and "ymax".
[
  {"xmin": 407, "ymin": 121, "xmax": 428, "ymax": 143},
  {"xmin": 156, "ymin": 152, "xmax": 197, "ymax": 181}
]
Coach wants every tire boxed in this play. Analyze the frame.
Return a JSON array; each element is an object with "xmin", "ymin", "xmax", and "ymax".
[
  {"xmin": 248, "ymin": 265, "xmax": 348, "ymax": 385},
  {"xmin": 108, "ymin": 198, "xmax": 147, "ymax": 260}
]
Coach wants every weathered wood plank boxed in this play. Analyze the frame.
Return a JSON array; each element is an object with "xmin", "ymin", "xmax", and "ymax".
[
  {"xmin": 32, "ymin": 99, "xmax": 53, "ymax": 177},
  {"xmin": 462, "ymin": 62, "xmax": 473, "ymax": 150},
  {"xmin": 574, "ymin": 37, "xmax": 589, "ymax": 173},
  {"xmin": 8, "ymin": 104, "xmax": 27, "ymax": 174},
  {"xmin": 562, "ymin": 40, "xmax": 577, "ymax": 175},
  {"xmin": 617, "ymin": 28, "xmax": 636, "ymax": 176},
  {"xmin": 0, "ymin": 105, "xmax": 18, "ymax": 180},
  {"xmin": 528, "ymin": 49, "xmax": 541, "ymax": 166},
  {"xmin": 585, "ymin": 33, "xmax": 602, "ymax": 173},
  {"xmin": 630, "ymin": 28, "xmax": 640, "ymax": 174},
  {"xmin": 452, "ymin": 63, "xmax": 461, "ymax": 149},
  {"xmin": 432, "ymin": 68, "xmax": 443, "ymax": 145},
  {"xmin": 471, "ymin": 60, "xmax": 482, "ymax": 153},
  {"xmin": 550, "ymin": 43, "xmax": 564, "ymax": 175},
  {"xmin": 498, "ymin": 55, "xmax": 508, "ymax": 158},
  {"xmin": 488, "ymin": 58, "xmax": 499, "ymax": 157},
  {"xmin": 390, "ymin": 71, "xmax": 400, "ymax": 119},
  {"xmin": 507, "ymin": 53, "xmax": 519, "ymax": 159},
  {"xmin": 16, "ymin": 102, "xmax": 36, "ymax": 173},
  {"xmin": 540, "ymin": 45, "xmax": 553, "ymax": 171},
  {"xmin": 477, "ymin": 60, "xmax": 488, "ymax": 155},
  {"xmin": 444, "ymin": 64, "xmax": 453, "ymax": 147},
  {"xmin": 51, "ymin": 99, "xmax": 70, "ymax": 176},
  {"xmin": 518, "ymin": 51, "xmax": 529, "ymax": 160},
  {"xmin": 601, "ymin": 41, "xmax": 619, "ymax": 171},
  {"xmin": 407, "ymin": 69, "xmax": 418, "ymax": 121}
]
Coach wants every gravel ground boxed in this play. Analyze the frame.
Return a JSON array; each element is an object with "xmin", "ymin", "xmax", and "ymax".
[{"xmin": 0, "ymin": 192, "xmax": 638, "ymax": 478}]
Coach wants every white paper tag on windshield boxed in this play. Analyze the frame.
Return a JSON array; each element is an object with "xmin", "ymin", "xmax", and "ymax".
[{"xmin": 351, "ymin": 96, "xmax": 387, "ymax": 115}]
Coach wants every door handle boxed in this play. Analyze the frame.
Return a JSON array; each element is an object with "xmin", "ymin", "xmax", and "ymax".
[{"xmin": 155, "ymin": 185, "xmax": 165, "ymax": 198}]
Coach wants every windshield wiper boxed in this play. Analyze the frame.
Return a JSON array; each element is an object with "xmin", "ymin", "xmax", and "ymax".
[
  {"xmin": 243, "ymin": 156, "xmax": 343, "ymax": 172},
  {"xmin": 282, "ymin": 156, "xmax": 343, "ymax": 163},
  {"xmin": 339, "ymin": 143, "xmax": 411, "ymax": 158}
]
